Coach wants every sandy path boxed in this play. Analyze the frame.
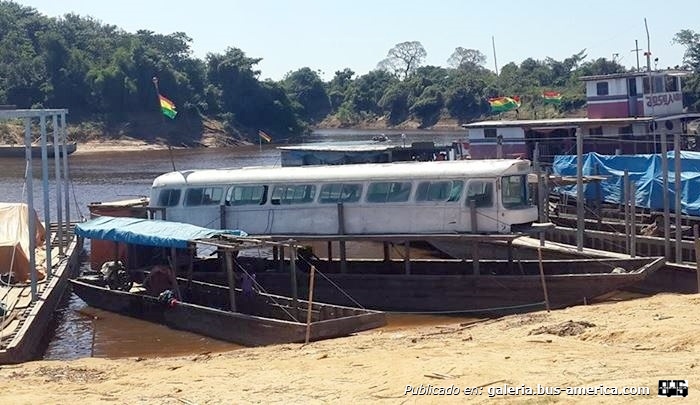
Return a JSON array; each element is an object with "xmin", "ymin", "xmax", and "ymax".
[{"xmin": 0, "ymin": 292, "xmax": 698, "ymax": 404}]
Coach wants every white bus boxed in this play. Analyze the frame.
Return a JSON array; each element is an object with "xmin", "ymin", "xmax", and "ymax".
[{"xmin": 149, "ymin": 159, "xmax": 537, "ymax": 235}]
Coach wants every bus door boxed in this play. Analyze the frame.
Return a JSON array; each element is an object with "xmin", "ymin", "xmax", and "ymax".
[{"xmin": 464, "ymin": 179, "xmax": 499, "ymax": 233}]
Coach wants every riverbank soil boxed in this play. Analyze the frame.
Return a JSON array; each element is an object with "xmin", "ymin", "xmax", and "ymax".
[{"xmin": 0, "ymin": 292, "xmax": 697, "ymax": 403}]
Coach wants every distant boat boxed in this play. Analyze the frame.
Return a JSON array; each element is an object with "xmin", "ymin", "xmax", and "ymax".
[{"xmin": 0, "ymin": 142, "xmax": 77, "ymax": 158}]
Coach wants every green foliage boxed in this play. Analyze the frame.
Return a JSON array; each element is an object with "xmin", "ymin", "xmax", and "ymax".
[{"xmin": 2, "ymin": 1, "xmax": 699, "ymax": 140}]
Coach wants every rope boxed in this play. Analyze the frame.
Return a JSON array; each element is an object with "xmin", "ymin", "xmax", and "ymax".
[
  {"xmin": 230, "ymin": 258, "xmax": 299, "ymax": 323},
  {"xmin": 296, "ymin": 254, "xmax": 366, "ymax": 309}
]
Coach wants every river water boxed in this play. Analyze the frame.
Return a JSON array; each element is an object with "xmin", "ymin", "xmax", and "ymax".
[{"xmin": 1, "ymin": 128, "xmax": 466, "ymax": 360}]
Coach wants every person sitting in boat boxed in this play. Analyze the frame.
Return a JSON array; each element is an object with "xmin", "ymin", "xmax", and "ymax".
[{"xmin": 145, "ymin": 264, "xmax": 175, "ymax": 296}]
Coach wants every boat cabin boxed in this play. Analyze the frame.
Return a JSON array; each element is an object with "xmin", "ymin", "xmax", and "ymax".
[{"xmin": 463, "ymin": 69, "xmax": 700, "ymax": 163}]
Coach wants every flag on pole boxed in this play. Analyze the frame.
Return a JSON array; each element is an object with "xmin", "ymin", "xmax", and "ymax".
[
  {"xmin": 258, "ymin": 130, "xmax": 272, "ymax": 143},
  {"xmin": 159, "ymin": 94, "xmax": 177, "ymax": 119},
  {"xmin": 488, "ymin": 96, "xmax": 521, "ymax": 113},
  {"xmin": 542, "ymin": 91, "xmax": 563, "ymax": 105}
]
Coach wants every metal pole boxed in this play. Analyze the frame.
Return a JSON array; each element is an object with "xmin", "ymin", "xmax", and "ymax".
[
  {"xmin": 537, "ymin": 246, "xmax": 550, "ymax": 312},
  {"xmin": 52, "ymin": 114, "xmax": 63, "ymax": 255},
  {"xmin": 661, "ymin": 132, "xmax": 671, "ymax": 260},
  {"xmin": 674, "ymin": 132, "xmax": 683, "ymax": 263},
  {"xmin": 576, "ymin": 128, "xmax": 584, "ymax": 251},
  {"xmin": 61, "ymin": 112, "xmax": 70, "ymax": 229},
  {"xmin": 24, "ymin": 118, "xmax": 37, "ymax": 302},
  {"xmin": 40, "ymin": 115, "xmax": 52, "ymax": 276}
]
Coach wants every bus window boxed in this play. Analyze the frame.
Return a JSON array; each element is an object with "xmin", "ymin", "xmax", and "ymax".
[
  {"xmin": 466, "ymin": 181, "xmax": 493, "ymax": 207},
  {"xmin": 270, "ymin": 185, "xmax": 316, "ymax": 205},
  {"xmin": 501, "ymin": 175, "xmax": 528, "ymax": 208},
  {"xmin": 367, "ymin": 182, "xmax": 412, "ymax": 203},
  {"xmin": 157, "ymin": 189, "xmax": 181, "ymax": 207},
  {"xmin": 416, "ymin": 180, "xmax": 464, "ymax": 202},
  {"xmin": 185, "ymin": 187, "xmax": 223, "ymax": 206},
  {"xmin": 225, "ymin": 185, "xmax": 267, "ymax": 206},
  {"xmin": 319, "ymin": 184, "xmax": 362, "ymax": 203}
]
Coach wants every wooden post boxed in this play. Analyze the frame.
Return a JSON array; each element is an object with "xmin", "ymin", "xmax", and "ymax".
[
  {"xmin": 661, "ymin": 132, "xmax": 671, "ymax": 260},
  {"xmin": 290, "ymin": 245, "xmax": 299, "ymax": 309},
  {"xmin": 278, "ymin": 246, "xmax": 285, "ymax": 272},
  {"xmin": 623, "ymin": 170, "xmax": 630, "ymax": 253},
  {"xmin": 272, "ymin": 245, "xmax": 278, "ymax": 261},
  {"xmin": 469, "ymin": 199, "xmax": 478, "ymax": 233},
  {"xmin": 534, "ymin": 142, "xmax": 545, "ymax": 247},
  {"xmin": 383, "ymin": 242, "xmax": 390, "ymax": 262},
  {"xmin": 674, "ymin": 132, "xmax": 683, "ymax": 263},
  {"xmin": 327, "ymin": 241, "xmax": 333, "ymax": 263},
  {"xmin": 186, "ymin": 244, "xmax": 194, "ymax": 291},
  {"xmin": 404, "ymin": 241, "xmax": 411, "ymax": 275},
  {"xmin": 695, "ymin": 225, "xmax": 700, "ymax": 293},
  {"xmin": 224, "ymin": 250, "xmax": 237, "ymax": 312},
  {"xmin": 169, "ymin": 247, "xmax": 181, "ymax": 300},
  {"xmin": 507, "ymin": 240, "xmax": 513, "ymax": 273},
  {"xmin": 472, "ymin": 242, "xmax": 480, "ymax": 275},
  {"xmin": 338, "ymin": 203, "xmax": 347, "ymax": 273},
  {"xmin": 576, "ymin": 127, "xmax": 584, "ymax": 252},
  {"xmin": 630, "ymin": 182, "xmax": 637, "ymax": 258},
  {"xmin": 219, "ymin": 204, "xmax": 226, "ymax": 229},
  {"xmin": 537, "ymin": 246, "xmax": 550, "ymax": 312},
  {"xmin": 304, "ymin": 265, "xmax": 317, "ymax": 345}
]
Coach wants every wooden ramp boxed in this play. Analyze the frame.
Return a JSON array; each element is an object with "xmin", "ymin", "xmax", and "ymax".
[{"xmin": 0, "ymin": 225, "xmax": 82, "ymax": 364}]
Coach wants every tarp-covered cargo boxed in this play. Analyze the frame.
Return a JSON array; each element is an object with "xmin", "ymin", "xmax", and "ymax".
[
  {"xmin": 0, "ymin": 203, "xmax": 46, "ymax": 282},
  {"xmin": 553, "ymin": 151, "xmax": 700, "ymax": 216},
  {"xmin": 75, "ymin": 216, "xmax": 247, "ymax": 248}
]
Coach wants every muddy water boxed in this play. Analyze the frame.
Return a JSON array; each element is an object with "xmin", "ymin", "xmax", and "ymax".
[{"xmin": 2, "ymin": 129, "xmax": 469, "ymax": 360}]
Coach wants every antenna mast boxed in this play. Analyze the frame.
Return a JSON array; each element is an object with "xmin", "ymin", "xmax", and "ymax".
[{"xmin": 492, "ymin": 36, "xmax": 499, "ymax": 75}]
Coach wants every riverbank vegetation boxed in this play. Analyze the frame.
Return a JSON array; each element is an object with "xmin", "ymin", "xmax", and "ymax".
[{"xmin": 1, "ymin": 1, "xmax": 699, "ymax": 146}]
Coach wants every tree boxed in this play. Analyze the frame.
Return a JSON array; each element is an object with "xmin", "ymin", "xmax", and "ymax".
[
  {"xmin": 673, "ymin": 30, "xmax": 700, "ymax": 70},
  {"xmin": 283, "ymin": 67, "xmax": 330, "ymax": 123},
  {"xmin": 447, "ymin": 47, "xmax": 486, "ymax": 69},
  {"xmin": 377, "ymin": 41, "xmax": 426, "ymax": 79}
]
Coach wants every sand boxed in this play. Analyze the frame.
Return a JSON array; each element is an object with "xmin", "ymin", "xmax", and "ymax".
[
  {"xmin": 0, "ymin": 292, "xmax": 697, "ymax": 404},
  {"xmin": 74, "ymin": 139, "xmax": 172, "ymax": 154}
]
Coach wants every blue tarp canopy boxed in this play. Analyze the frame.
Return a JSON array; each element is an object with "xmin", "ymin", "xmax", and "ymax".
[
  {"xmin": 553, "ymin": 151, "xmax": 700, "ymax": 216},
  {"xmin": 75, "ymin": 216, "xmax": 247, "ymax": 248}
]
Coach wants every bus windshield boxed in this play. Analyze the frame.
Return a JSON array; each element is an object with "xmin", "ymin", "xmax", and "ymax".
[{"xmin": 501, "ymin": 175, "xmax": 528, "ymax": 208}]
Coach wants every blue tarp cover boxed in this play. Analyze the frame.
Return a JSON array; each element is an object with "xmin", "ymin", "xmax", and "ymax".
[
  {"xmin": 553, "ymin": 151, "xmax": 700, "ymax": 216},
  {"xmin": 75, "ymin": 216, "xmax": 247, "ymax": 248}
]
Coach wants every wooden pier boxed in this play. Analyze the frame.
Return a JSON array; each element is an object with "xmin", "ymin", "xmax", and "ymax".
[{"xmin": 0, "ymin": 225, "xmax": 82, "ymax": 364}]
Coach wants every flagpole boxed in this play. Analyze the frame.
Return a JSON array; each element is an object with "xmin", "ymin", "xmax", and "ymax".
[{"xmin": 153, "ymin": 76, "xmax": 176, "ymax": 172}]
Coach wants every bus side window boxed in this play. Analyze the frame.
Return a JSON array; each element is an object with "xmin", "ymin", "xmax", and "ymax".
[{"xmin": 466, "ymin": 181, "xmax": 493, "ymax": 207}]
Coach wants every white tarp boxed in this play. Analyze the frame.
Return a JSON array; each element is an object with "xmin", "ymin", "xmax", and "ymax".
[{"xmin": 0, "ymin": 203, "xmax": 46, "ymax": 282}]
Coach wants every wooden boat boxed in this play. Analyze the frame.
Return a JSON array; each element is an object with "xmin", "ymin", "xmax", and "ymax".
[
  {"xmin": 196, "ymin": 256, "xmax": 664, "ymax": 314},
  {"xmin": 0, "ymin": 142, "xmax": 77, "ymax": 158},
  {"xmin": 71, "ymin": 216, "xmax": 387, "ymax": 346},
  {"xmin": 70, "ymin": 275, "xmax": 385, "ymax": 346}
]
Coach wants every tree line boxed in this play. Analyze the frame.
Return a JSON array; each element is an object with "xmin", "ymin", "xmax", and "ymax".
[{"xmin": 1, "ymin": 1, "xmax": 699, "ymax": 143}]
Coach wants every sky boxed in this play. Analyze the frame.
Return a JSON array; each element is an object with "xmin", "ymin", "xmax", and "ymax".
[{"xmin": 13, "ymin": 0, "xmax": 700, "ymax": 81}]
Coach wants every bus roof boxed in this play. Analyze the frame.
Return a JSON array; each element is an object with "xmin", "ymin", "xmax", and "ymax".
[{"xmin": 152, "ymin": 159, "xmax": 530, "ymax": 188}]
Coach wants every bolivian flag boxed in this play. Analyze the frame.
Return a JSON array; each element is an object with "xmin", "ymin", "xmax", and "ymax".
[
  {"xmin": 159, "ymin": 94, "xmax": 177, "ymax": 119},
  {"xmin": 488, "ymin": 96, "xmax": 521, "ymax": 113},
  {"xmin": 542, "ymin": 91, "xmax": 563, "ymax": 105}
]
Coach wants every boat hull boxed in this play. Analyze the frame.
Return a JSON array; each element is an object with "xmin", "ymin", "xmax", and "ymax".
[
  {"xmin": 206, "ymin": 257, "xmax": 664, "ymax": 314},
  {"xmin": 70, "ymin": 277, "xmax": 386, "ymax": 346}
]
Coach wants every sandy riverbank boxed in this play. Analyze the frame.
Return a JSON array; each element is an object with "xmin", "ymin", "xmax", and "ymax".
[
  {"xmin": 73, "ymin": 139, "xmax": 173, "ymax": 154},
  {"xmin": 0, "ymin": 292, "xmax": 697, "ymax": 404}
]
